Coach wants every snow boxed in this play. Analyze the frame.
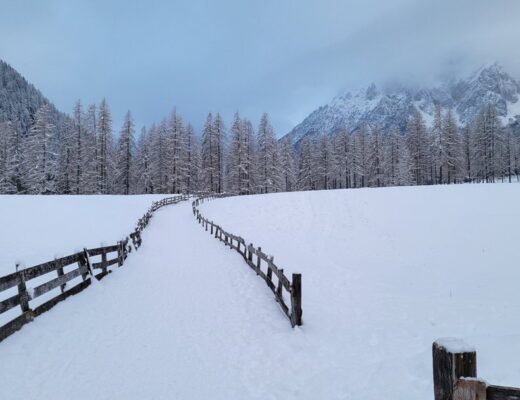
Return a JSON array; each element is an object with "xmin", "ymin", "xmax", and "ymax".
[
  {"xmin": 435, "ymin": 337, "xmax": 476, "ymax": 353},
  {"xmin": 1, "ymin": 184, "xmax": 520, "ymax": 399},
  {"xmin": 504, "ymin": 98, "xmax": 520, "ymax": 122},
  {"xmin": 0, "ymin": 195, "xmax": 166, "ymax": 275}
]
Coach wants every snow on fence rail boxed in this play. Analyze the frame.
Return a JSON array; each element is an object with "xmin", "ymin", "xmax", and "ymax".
[
  {"xmin": 432, "ymin": 338, "xmax": 520, "ymax": 400},
  {"xmin": 0, "ymin": 195, "xmax": 188, "ymax": 344},
  {"xmin": 192, "ymin": 194, "xmax": 303, "ymax": 327}
]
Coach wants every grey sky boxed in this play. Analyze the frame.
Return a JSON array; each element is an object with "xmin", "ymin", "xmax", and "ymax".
[{"xmin": 1, "ymin": 0, "xmax": 519, "ymax": 136}]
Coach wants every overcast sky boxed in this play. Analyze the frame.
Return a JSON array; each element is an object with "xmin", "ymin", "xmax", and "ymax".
[{"xmin": 1, "ymin": 0, "xmax": 519, "ymax": 136}]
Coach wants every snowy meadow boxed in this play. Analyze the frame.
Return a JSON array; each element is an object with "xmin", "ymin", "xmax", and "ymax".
[
  {"xmin": 0, "ymin": 184, "xmax": 519, "ymax": 399},
  {"xmin": 200, "ymin": 183, "xmax": 520, "ymax": 398},
  {"xmin": 0, "ymin": 194, "xmax": 165, "ymax": 275}
]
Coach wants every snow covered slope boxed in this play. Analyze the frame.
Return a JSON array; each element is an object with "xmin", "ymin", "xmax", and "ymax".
[
  {"xmin": 0, "ymin": 195, "xmax": 165, "ymax": 275},
  {"xmin": 200, "ymin": 184, "xmax": 520, "ymax": 397},
  {"xmin": 286, "ymin": 63, "xmax": 520, "ymax": 143},
  {"xmin": 0, "ymin": 185, "xmax": 519, "ymax": 399}
]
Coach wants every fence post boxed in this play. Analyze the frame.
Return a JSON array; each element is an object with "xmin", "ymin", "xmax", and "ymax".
[
  {"xmin": 56, "ymin": 258, "xmax": 66, "ymax": 293},
  {"xmin": 17, "ymin": 269, "xmax": 31, "ymax": 314},
  {"xmin": 256, "ymin": 247, "xmax": 262, "ymax": 275},
  {"xmin": 101, "ymin": 248, "xmax": 108, "ymax": 275},
  {"xmin": 290, "ymin": 273, "xmax": 302, "ymax": 327},
  {"xmin": 83, "ymin": 249, "xmax": 93, "ymax": 276},
  {"xmin": 247, "ymin": 245, "xmax": 253, "ymax": 263},
  {"xmin": 117, "ymin": 241, "xmax": 123, "ymax": 267},
  {"xmin": 78, "ymin": 253, "xmax": 89, "ymax": 281},
  {"xmin": 433, "ymin": 339, "xmax": 477, "ymax": 400}
]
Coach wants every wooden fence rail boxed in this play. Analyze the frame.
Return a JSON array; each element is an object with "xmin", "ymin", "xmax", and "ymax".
[
  {"xmin": 0, "ymin": 195, "xmax": 188, "ymax": 344},
  {"xmin": 192, "ymin": 194, "xmax": 303, "ymax": 327},
  {"xmin": 432, "ymin": 338, "xmax": 520, "ymax": 400}
]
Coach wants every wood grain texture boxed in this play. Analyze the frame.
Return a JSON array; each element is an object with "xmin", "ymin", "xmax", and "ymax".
[{"xmin": 487, "ymin": 385, "xmax": 520, "ymax": 400}]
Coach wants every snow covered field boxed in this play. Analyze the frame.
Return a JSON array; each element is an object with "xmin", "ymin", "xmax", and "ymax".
[
  {"xmin": 0, "ymin": 195, "xmax": 165, "ymax": 275},
  {"xmin": 200, "ymin": 184, "xmax": 520, "ymax": 397},
  {"xmin": 0, "ymin": 185, "xmax": 519, "ymax": 399}
]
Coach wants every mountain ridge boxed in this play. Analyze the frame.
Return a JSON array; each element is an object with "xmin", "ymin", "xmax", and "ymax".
[
  {"xmin": 0, "ymin": 60, "xmax": 64, "ymax": 134},
  {"xmin": 285, "ymin": 63, "xmax": 520, "ymax": 144}
]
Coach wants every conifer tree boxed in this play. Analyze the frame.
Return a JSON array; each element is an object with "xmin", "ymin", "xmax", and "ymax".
[
  {"xmin": 257, "ymin": 113, "xmax": 279, "ymax": 193},
  {"xmin": 114, "ymin": 111, "xmax": 135, "ymax": 194},
  {"xmin": 97, "ymin": 98, "xmax": 113, "ymax": 194},
  {"xmin": 23, "ymin": 104, "xmax": 56, "ymax": 194},
  {"xmin": 405, "ymin": 111, "xmax": 428, "ymax": 185},
  {"xmin": 0, "ymin": 121, "xmax": 18, "ymax": 193}
]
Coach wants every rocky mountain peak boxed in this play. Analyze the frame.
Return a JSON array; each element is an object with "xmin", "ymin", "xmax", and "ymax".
[{"xmin": 285, "ymin": 63, "xmax": 520, "ymax": 145}]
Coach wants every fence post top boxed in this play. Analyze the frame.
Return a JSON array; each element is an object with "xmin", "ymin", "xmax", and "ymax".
[{"xmin": 434, "ymin": 338, "xmax": 476, "ymax": 354}]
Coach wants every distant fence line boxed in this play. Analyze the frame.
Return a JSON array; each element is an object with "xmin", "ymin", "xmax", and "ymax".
[
  {"xmin": 192, "ymin": 194, "xmax": 303, "ymax": 327},
  {"xmin": 432, "ymin": 338, "xmax": 520, "ymax": 400},
  {"xmin": 0, "ymin": 195, "xmax": 188, "ymax": 343}
]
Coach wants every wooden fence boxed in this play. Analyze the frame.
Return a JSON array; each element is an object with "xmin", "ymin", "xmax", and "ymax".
[
  {"xmin": 432, "ymin": 338, "xmax": 520, "ymax": 400},
  {"xmin": 192, "ymin": 194, "xmax": 303, "ymax": 327},
  {"xmin": 0, "ymin": 194, "xmax": 188, "ymax": 344}
]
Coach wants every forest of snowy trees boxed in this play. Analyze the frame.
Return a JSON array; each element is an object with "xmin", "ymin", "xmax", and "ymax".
[{"xmin": 0, "ymin": 100, "xmax": 519, "ymax": 195}]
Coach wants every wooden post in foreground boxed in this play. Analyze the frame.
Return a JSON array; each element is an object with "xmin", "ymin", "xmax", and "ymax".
[
  {"xmin": 433, "ymin": 339, "xmax": 477, "ymax": 400},
  {"xmin": 290, "ymin": 273, "xmax": 302, "ymax": 327}
]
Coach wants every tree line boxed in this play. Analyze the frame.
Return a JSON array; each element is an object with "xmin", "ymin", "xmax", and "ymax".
[{"xmin": 0, "ymin": 100, "xmax": 518, "ymax": 195}]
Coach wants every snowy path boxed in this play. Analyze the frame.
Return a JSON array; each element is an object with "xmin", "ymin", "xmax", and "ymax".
[{"xmin": 0, "ymin": 201, "xmax": 301, "ymax": 400}]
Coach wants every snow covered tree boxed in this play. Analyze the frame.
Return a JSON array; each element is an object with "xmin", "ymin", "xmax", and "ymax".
[
  {"xmin": 82, "ymin": 103, "xmax": 98, "ymax": 193},
  {"xmin": 201, "ymin": 113, "xmax": 215, "ymax": 193},
  {"xmin": 297, "ymin": 136, "xmax": 313, "ymax": 190},
  {"xmin": 114, "ymin": 111, "xmax": 135, "ymax": 194},
  {"xmin": 354, "ymin": 123, "xmax": 369, "ymax": 188},
  {"xmin": 0, "ymin": 121, "xmax": 18, "ymax": 193},
  {"xmin": 257, "ymin": 113, "xmax": 279, "ymax": 193},
  {"xmin": 500, "ymin": 126, "xmax": 516, "ymax": 183},
  {"xmin": 383, "ymin": 127, "xmax": 400, "ymax": 186},
  {"xmin": 242, "ymin": 118, "xmax": 257, "ymax": 194},
  {"xmin": 71, "ymin": 100, "xmax": 85, "ymax": 194},
  {"xmin": 134, "ymin": 126, "xmax": 154, "ymax": 194},
  {"xmin": 441, "ymin": 109, "xmax": 462, "ymax": 184},
  {"xmin": 150, "ymin": 121, "xmax": 169, "ymax": 193},
  {"xmin": 314, "ymin": 133, "xmax": 334, "ymax": 190},
  {"xmin": 333, "ymin": 127, "xmax": 355, "ymax": 189},
  {"xmin": 227, "ymin": 112, "xmax": 246, "ymax": 194},
  {"xmin": 367, "ymin": 123, "xmax": 384, "ymax": 187},
  {"xmin": 279, "ymin": 135, "xmax": 296, "ymax": 192},
  {"xmin": 430, "ymin": 105, "xmax": 443, "ymax": 184},
  {"xmin": 166, "ymin": 109, "xmax": 188, "ymax": 193},
  {"xmin": 23, "ymin": 104, "xmax": 56, "ymax": 194},
  {"xmin": 405, "ymin": 110, "xmax": 428, "ymax": 185},
  {"xmin": 213, "ymin": 113, "xmax": 226, "ymax": 193},
  {"xmin": 473, "ymin": 104, "xmax": 502, "ymax": 182},
  {"xmin": 56, "ymin": 116, "xmax": 75, "ymax": 194},
  {"xmin": 185, "ymin": 123, "xmax": 201, "ymax": 193},
  {"xmin": 96, "ymin": 98, "xmax": 113, "ymax": 194}
]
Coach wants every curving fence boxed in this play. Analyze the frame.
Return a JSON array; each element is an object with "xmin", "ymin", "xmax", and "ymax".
[
  {"xmin": 192, "ymin": 194, "xmax": 303, "ymax": 327},
  {"xmin": 0, "ymin": 195, "xmax": 188, "ymax": 344}
]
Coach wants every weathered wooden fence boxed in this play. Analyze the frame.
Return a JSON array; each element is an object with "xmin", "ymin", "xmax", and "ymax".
[
  {"xmin": 0, "ymin": 195, "xmax": 188, "ymax": 343},
  {"xmin": 192, "ymin": 194, "xmax": 303, "ymax": 327},
  {"xmin": 433, "ymin": 338, "xmax": 520, "ymax": 400}
]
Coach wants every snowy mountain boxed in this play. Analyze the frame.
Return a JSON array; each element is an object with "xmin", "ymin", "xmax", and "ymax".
[
  {"xmin": 286, "ymin": 63, "xmax": 520, "ymax": 144},
  {"xmin": 0, "ymin": 60, "xmax": 63, "ymax": 134}
]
